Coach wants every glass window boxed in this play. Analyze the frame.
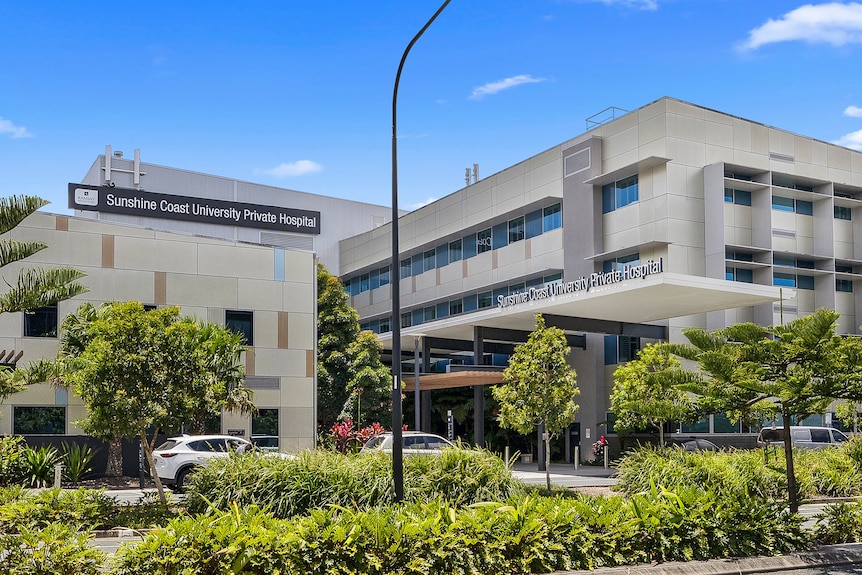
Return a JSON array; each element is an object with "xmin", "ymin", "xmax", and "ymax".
[
  {"xmin": 616, "ymin": 175, "xmax": 639, "ymax": 209},
  {"xmin": 463, "ymin": 233, "xmax": 478, "ymax": 258},
  {"xmin": 525, "ymin": 209, "xmax": 543, "ymax": 239},
  {"xmin": 602, "ymin": 184, "xmax": 615, "ymax": 214},
  {"xmin": 370, "ymin": 270, "xmax": 380, "ymax": 290},
  {"xmin": 797, "ymin": 275, "xmax": 815, "ymax": 290},
  {"xmin": 24, "ymin": 305, "xmax": 58, "ymax": 338},
  {"xmin": 462, "ymin": 294, "xmax": 478, "ymax": 312},
  {"xmin": 412, "ymin": 254, "xmax": 424, "ymax": 275},
  {"xmin": 412, "ymin": 309, "xmax": 424, "ymax": 326},
  {"xmin": 435, "ymin": 244, "xmax": 449, "ymax": 268},
  {"xmin": 252, "ymin": 408, "xmax": 279, "ymax": 436},
  {"xmin": 379, "ymin": 266, "xmax": 390, "ymax": 287},
  {"xmin": 13, "ymin": 406, "xmax": 65, "ymax": 435},
  {"xmin": 835, "ymin": 206, "xmax": 852, "ymax": 220},
  {"xmin": 226, "ymin": 310, "xmax": 253, "ymax": 345},
  {"xmin": 508, "ymin": 216, "xmax": 525, "ymax": 244},
  {"xmin": 543, "ymin": 203, "xmax": 562, "ymax": 231},
  {"xmin": 400, "ymin": 258, "xmax": 412, "ymax": 278},
  {"xmin": 772, "ymin": 196, "xmax": 794, "ymax": 211},
  {"xmin": 713, "ymin": 412, "xmax": 739, "ymax": 433},
  {"xmin": 509, "ymin": 282, "xmax": 525, "ymax": 294},
  {"xmin": 476, "ymin": 229, "xmax": 492, "ymax": 254},
  {"xmin": 379, "ymin": 317, "xmax": 391, "ymax": 333},
  {"xmin": 544, "ymin": 272, "xmax": 563, "ymax": 285},
  {"xmin": 449, "ymin": 299, "xmax": 463, "ymax": 315},
  {"xmin": 477, "ymin": 291, "xmax": 493, "ymax": 309},
  {"xmin": 423, "ymin": 306, "xmax": 436, "ymax": 322},
  {"xmin": 401, "ymin": 312, "xmax": 412, "ymax": 329},
  {"xmin": 837, "ymin": 279, "xmax": 854, "ymax": 293},
  {"xmin": 618, "ymin": 336, "xmax": 640, "ymax": 363},
  {"xmin": 773, "ymin": 273, "xmax": 796, "ymax": 287},
  {"xmin": 726, "ymin": 267, "xmax": 753, "ymax": 283},
  {"xmin": 449, "ymin": 239, "xmax": 462, "ymax": 262},
  {"xmin": 423, "ymin": 249, "xmax": 436, "ymax": 272},
  {"xmin": 360, "ymin": 273, "xmax": 370, "ymax": 293},
  {"xmin": 493, "ymin": 287, "xmax": 508, "ymax": 303},
  {"xmin": 436, "ymin": 302, "xmax": 449, "ymax": 319},
  {"xmin": 603, "ymin": 335, "xmax": 618, "ymax": 365},
  {"xmin": 773, "ymin": 256, "xmax": 795, "ymax": 267},
  {"xmin": 796, "ymin": 200, "xmax": 813, "ymax": 215},
  {"xmin": 724, "ymin": 188, "xmax": 733, "ymax": 203},
  {"xmin": 681, "ymin": 417, "xmax": 709, "ymax": 433},
  {"xmin": 492, "ymin": 223, "xmax": 508, "ymax": 249},
  {"xmin": 837, "ymin": 264, "xmax": 854, "ymax": 273}
]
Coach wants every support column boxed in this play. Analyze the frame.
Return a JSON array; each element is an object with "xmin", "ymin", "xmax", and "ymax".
[
  {"xmin": 413, "ymin": 336, "xmax": 420, "ymax": 431},
  {"xmin": 473, "ymin": 326, "xmax": 485, "ymax": 448},
  {"xmin": 421, "ymin": 337, "xmax": 432, "ymax": 432}
]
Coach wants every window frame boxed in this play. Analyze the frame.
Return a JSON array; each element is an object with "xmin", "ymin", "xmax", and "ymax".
[{"xmin": 226, "ymin": 310, "xmax": 254, "ymax": 345}]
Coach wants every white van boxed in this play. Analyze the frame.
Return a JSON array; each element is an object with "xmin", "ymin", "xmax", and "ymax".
[{"xmin": 757, "ymin": 426, "xmax": 849, "ymax": 450}]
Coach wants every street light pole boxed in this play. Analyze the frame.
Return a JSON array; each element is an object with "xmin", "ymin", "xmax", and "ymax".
[{"xmin": 391, "ymin": 0, "xmax": 451, "ymax": 502}]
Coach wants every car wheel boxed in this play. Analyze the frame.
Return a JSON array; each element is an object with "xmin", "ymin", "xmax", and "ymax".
[{"xmin": 175, "ymin": 467, "xmax": 193, "ymax": 491}]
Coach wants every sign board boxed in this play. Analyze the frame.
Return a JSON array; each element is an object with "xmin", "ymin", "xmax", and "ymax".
[
  {"xmin": 227, "ymin": 428, "xmax": 246, "ymax": 437},
  {"xmin": 69, "ymin": 183, "xmax": 321, "ymax": 235},
  {"xmin": 447, "ymin": 410, "xmax": 454, "ymax": 441}
]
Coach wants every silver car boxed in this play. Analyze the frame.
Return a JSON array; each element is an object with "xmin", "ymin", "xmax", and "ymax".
[{"xmin": 361, "ymin": 431, "xmax": 454, "ymax": 456}]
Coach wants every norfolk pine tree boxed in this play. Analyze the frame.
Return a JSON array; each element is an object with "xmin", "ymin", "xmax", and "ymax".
[{"xmin": 493, "ymin": 314, "xmax": 579, "ymax": 491}]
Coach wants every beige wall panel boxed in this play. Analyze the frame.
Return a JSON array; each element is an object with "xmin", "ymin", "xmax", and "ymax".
[
  {"xmin": 352, "ymin": 291, "xmax": 371, "ymax": 309},
  {"xmin": 733, "ymin": 150, "xmax": 770, "ymax": 171},
  {"xmin": 253, "ymin": 311, "xmax": 279, "ymax": 349},
  {"xmin": 462, "ymin": 269, "xmax": 493, "ymax": 292},
  {"xmin": 414, "ymin": 269, "xmax": 436, "ymax": 292},
  {"xmin": 206, "ymin": 308, "xmax": 223, "ymax": 325},
  {"xmin": 667, "ymin": 137, "xmax": 706, "ymax": 168},
  {"xmin": 73, "ymin": 268, "xmax": 155, "ymax": 303},
  {"xmin": 0, "ymin": 406, "xmax": 9, "ymax": 434},
  {"xmin": 528, "ymin": 228, "xmax": 564, "ymax": 256},
  {"xmin": 705, "ymin": 144, "xmax": 735, "ymax": 165},
  {"xmin": 280, "ymin": 377, "xmax": 314, "ymax": 409},
  {"xmin": 466, "ymin": 252, "xmax": 493, "ymax": 276},
  {"xmin": 751, "ymin": 124, "xmax": 769, "ymax": 155},
  {"xmin": 8, "ymin": 382, "xmax": 55, "ymax": 403},
  {"xmin": 602, "ymin": 203, "xmax": 640, "ymax": 237},
  {"xmin": 495, "ymin": 260, "xmax": 530, "ymax": 283},
  {"xmin": 66, "ymin": 217, "xmax": 155, "ymax": 238},
  {"xmin": 684, "ymin": 165, "xmax": 705, "ymax": 198},
  {"xmin": 686, "ymin": 246, "xmax": 707, "ymax": 276},
  {"xmin": 835, "ymin": 241, "xmax": 854, "ymax": 260},
  {"xmin": 14, "ymin": 228, "xmax": 103, "ymax": 267},
  {"xmin": 769, "ymin": 129, "xmax": 795, "ymax": 157},
  {"xmin": 284, "ymin": 282, "xmax": 314, "ymax": 314},
  {"xmin": 638, "ymin": 113, "xmax": 666, "ymax": 146},
  {"xmin": 772, "ymin": 236, "xmax": 796, "ymax": 253},
  {"xmin": 198, "ymin": 244, "xmax": 272, "ymax": 280},
  {"xmin": 796, "ymin": 235, "xmax": 815, "ymax": 254},
  {"xmin": 667, "ymin": 112, "xmax": 706, "ymax": 142},
  {"xmin": 464, "ymin": 188, "xmax": 493, "ymax": 229},
  {"xmin": 286, "ymin": 312, "xmax": 314, "ymax": 351},
  {"xmin": 237, "ymin": 278, "xmax": 284, "ymax": 311},
  {"xmin": 280, "ymin": 407, "xmax": 315, "ymax": 439},
  {"xmin": 665, "ymin": 99, "xmax": 702, "ymax": 119},
  {"xmin": 794, "ymin": 214, "xmax": 815, "ymax": 240},
  {"xmin": 495, "ymin": 241, "xmax": 527, "ymax": 269},
  {"xmin": 495, "ymin": 173, "xmax": 527, "ymax": 206},
  {"xmin": 810, "ymin": 141, "xmax": 829, "ymax": 166},
  {"xmin": 794, "ymin": 136, "xmax": 812, "ymax": 165},
  {"xmin": 114, "ymin": 236, "xmax": 199, "ymax": 273},
  {"xmin": 702, "ymin": 108, "xmax": 734, "ymax": 126},
  {"xmin": 828, "ymin": 168, "xmax": 854, "ymax": 186},
  {"xmin": 732, "ymin": 119, "xmax": 752, "ymax": 152},
  {"xmin": 283, "ymin": 250, "xmax": 314, "ymax": 283},
  {"xmin": 670, "ymin": 196, "xmax": 705, "ymax": 223},
  {"xmin": 637, "ymin": 138, "xmax": 669, "ymax": 163},
  {"xmin": 438, "ymin": 261, "xmax": 463, "ymax": 284},
  {"xmin": 167, "ymin": 274, "xmax": 238, "ymax": 307},
  {"xmin": 0, "ymin": 313, "xmax": 21, "ymax": 339},
  {"xmin": 602, "ymin": 126, "xmax": 639, "ymax": 163},
  {"xmin": 771, "ymin": 210, "xmax": 796, "ymax": 232},
  {"xmin": 668, "ymin": 219, "xmax": 705, "ymax": 248},
  {"xmin": 435, "ymin": 203, "xmax": 465, "ymax": 238},
  {"xmin": 828, "ymin": 146, "xmax": 853, "ymax": 171},
  {"xmin": 665, "ymin": 163, "xmax": 688, "ymax": 195},
  {"xmin": 255, "ymin": 348, "xmax": 307, "ymax": 378},
  {"xmin": 527, "ymin": 158, "xmax": 562, "ymax": 190}
]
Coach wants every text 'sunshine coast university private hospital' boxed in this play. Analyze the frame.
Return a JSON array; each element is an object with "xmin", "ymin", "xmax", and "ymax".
[{"xmin": 3, "ymin": 97, "xmax": 862, "ymax": 455}]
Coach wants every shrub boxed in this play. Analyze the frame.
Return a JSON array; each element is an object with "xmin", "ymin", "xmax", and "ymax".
[
  {"xmin": 0, "ymin": 436, "xmax": 26, "ymax": 485},
  {"xmin": 61, "ymin": 442, "xmax": 98, "ymax": 485},
  {"xmin": 185, "ymin": 448, "xmax": 524, "ymax": 518},
  {"xmin": 0, "ymin": 522, "xmax": 106, "ymax": 575},
  {"xmin": 22, "ymin": 445, "xmax": 60, "ymax": 488},
  {"xmin": 112, "ymin": 489, "xmax": 808, "ymax": 574},
  {"xmin": 812, "ymin": 501, "xmax": 862, "ymax": 545},
  {"xmin": 0, "ymin": 488, "xmax": 116, "ymax": 533}
]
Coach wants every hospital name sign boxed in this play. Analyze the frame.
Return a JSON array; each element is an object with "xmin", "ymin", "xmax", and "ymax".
[{"xmin": 497, "ymin": 258, "xmax": 664, "ymax": 309}]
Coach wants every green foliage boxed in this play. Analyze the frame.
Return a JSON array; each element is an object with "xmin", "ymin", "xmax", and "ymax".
[
  {"xmin": 23, "ymin": 445, "xmax": 60, "ymax": 487},
  {"xmin": 185, "ymin": 448, "xmax": 524, "ymax": 518},
  {"xmin": 0, "ymin": 488, "xmax": 115, "ymax": 533},
  {"xmin": 812, "ymin": 502, "xmax": 862, "ymax": 545},
  {"xmin": 0, "ymin": 435, "xmax": 26, "ymax": 485},
  {"xmin": 0, "ymin": 522, "xmax": 106, "ymax": 575},
  {"xmin": 112, "ymin": 489, "xmax": 808, "ymax": 574},
  {"xmin": 610, "ymin": 344, "xmax": 697, "ymax": 445},
  {"xmin": 61, "ymin": 442, "xmax": 98, "ymax": 484},
  {"xmin": 338, "ymin": 330, "xmax": 393, "ymax": 427}
]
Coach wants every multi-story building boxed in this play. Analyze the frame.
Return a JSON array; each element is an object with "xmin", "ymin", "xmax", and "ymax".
[{"xmin": 340, "ymin": 96, "xmax": 862, "ymax": 452}]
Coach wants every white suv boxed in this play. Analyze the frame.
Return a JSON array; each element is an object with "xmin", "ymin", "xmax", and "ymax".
[
  {"xmin": 153, "ymin": 435, "xmax": 252, "ymax": 489},
  {"xmin": 361, "ymin": 431, "xmax": 454, "ymax": 456}
]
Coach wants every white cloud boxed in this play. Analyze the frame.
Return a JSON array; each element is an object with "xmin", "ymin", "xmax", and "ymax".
[
  {"xmin": 258, "ymin": 160, "xmax": 322, "ymax": 177},
  {"xmin": 835, "ymin": 129, "xmax": 862, "ymax": 150},
  {"xmin": 469, "ymin": 75, "xmax": 546, "ymax": 101},
  {"xmin": 0, "ymin": 117, "xmax": 33, "ymax": 139},
  {"xmin": 594, "ymin": 0, "xmax": 658, "ymax": 10},
  {"xmin": 741, "ymin": 2, "xmax": 862, "ymax": 51},
  {"xmin": 845, "ymin": 105, "xmax": 862, "ymax": 117}
]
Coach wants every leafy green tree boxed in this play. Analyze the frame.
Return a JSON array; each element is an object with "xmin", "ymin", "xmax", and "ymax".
[
  {"xmin": 670, "ymin": 308, "xmax": 862, "ymax": 512},
  {"xmin": 609, "ymin": 343, "xmax": 697, "ymax": 447},
  {"xmin": 339, "ymin": 330, "xmax": 392, "ymax": 428},
  {"xmin": 59, "ymin": 302, "xmax": 251, "ymax": 502},
  {"xmin": 316, "ymin": 263, "xmax": 360, "ymax": 429},
  {"xmin": 493, "ymin": 314, "xmax": 579, "ymax": 490},
  {"xmin": 0, "ymin": 195, "xmax": 88, "ymax": 403}
]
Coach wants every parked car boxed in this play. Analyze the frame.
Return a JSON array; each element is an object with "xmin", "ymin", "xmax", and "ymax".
[
  {"xmin": 757, "ymin": 426, "xmax": 849, "ymax": 450},
  {"xmin": 667, "ymin": 437, "xmax": 720, "ymax": 452},
  {"xmin": 251, "ymin": 435, "xmax": 279, "ymax": 452},
  {"xmin": 361, "ymin": 431, "xmax": 454, "ymax": 456},
  {"xmin": 153, "ymin": 434, "xmax": 253, "ymax": 489}
]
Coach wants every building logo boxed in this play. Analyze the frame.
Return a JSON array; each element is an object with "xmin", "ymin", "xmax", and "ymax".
[
  {"xmin": 73, "ymin": 187, "xmax": 98, "ymax": 206},
  {"xmin": 498, "ymin": 258, "xmax": 664, "ymax": 308},
  {"xmin": 68, "ymin": 183, "xmax": 321, "ymax": 235}
]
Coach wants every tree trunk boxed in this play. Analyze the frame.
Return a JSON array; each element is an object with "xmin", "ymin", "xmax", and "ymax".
[
  {"xmin": 105, "ymin": 437, "xmax": 123, "ymax": 477},
  {"xmin": 545, "ymin": 432, "xmax": 552, "ymax": 492},
  {"xmin": 782, "ymin": 415, "xmax": 799, "ymax": 513},
  {"xmin": 658, "ymin": 424, "xmax": 664, "ymax": 448},
  {"xmin": 140, "ymin": 427, "xmax": 167, "ymax": 505}
]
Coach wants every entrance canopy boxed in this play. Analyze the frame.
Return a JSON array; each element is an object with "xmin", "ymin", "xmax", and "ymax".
[{"xmin": 380, "ymin": 272, "xmax": 789, "ymax": 348}]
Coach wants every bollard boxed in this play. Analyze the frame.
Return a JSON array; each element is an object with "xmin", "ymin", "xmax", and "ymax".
[
  {"xmin": 574, "ymin": 446, "xmax": 579, "ymax": 471},
  {"xmin": 504, "ymin": 445, "xmax": 510, "ymax": 467},
  {"xmin": 603, "ymin": 445, "xmax": 609, "ymax": 469},
  {"xmin": 54, "ymin": 462, "xmax": 63, "ymax": 488}
]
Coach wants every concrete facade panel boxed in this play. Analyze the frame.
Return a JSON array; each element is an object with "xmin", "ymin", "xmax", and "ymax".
[
  {"xmin": 198, "ymin": 244, "xmax": 272, "ymax": 280},
  {"xmin": 287, "ymin": 312, "xmax": 315, "ymax": 351}
]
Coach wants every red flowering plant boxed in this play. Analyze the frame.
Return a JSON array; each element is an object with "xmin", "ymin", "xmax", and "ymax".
[{"xmin": 327, "ymin": 419, "xmax": 387, "ymax": 454}]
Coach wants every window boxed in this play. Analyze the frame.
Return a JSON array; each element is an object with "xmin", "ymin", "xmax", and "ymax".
[
  {"xmin": 543, "ymin": 203, "xmax": 562, "ymax": 231},
  {"xmin": 24, "ymin": 305, "xmax": 58, "ymax": 338},
  {"xmin": 379, "ymin": 266, "xmax": 390, "ymax": 287},
  {"xmin": 603, "ymin": 335, "xmax": 640, "ymax": 364},
  {"xmin": 252, "ymin": 408, "xmax": 279, "ymax": 436},
  {"xmin": 726, "ymin": 267, "xmax": 753, "ymax": 283},
  {"xmin": 449, "ymin": 300, "xmax": 463, "ymax": 315},
  {"xmin": 508, "ymin": 216, "xmax": 525, "ymax": 244},
  {"xmin": 449, "ymin": 239, "xmax": 462, "ymax": 263},
  {"xmin": 602, "ymin": 174, "xmax": 639, "ymax": 214},
  {"xmin": 400, "ymin": 258, "xmax": 412, "ymax": 279},
  {"xmin": 837, "ymin": 279, "xmax": 854, "ymax": 293},
  {"xmin": 401, "ymin": 312, "xmax": 412, "ymax": 329},
  {"xmin": 773, "ymin": 273, "xmax": 814, "ymax": 289},
  {"xmin": 379, "ymin": 317, "xmax": 391, "ymax": 333},
  {"xmin": 837, "ymin": 264, "xmax": 854, "ymax": 273},
  {"xmin": 476, "ymin": 229, "xmax": 492, "ymax": 254},
  {"xmin": 835, "ymin": 206, "xmax": 852, "ymax": 220},
  {"xmin": 477, "ymin": 291, "xmax": 493, "ymax": 309},
  {"xmin": 492, "ymin": 223, "xmax": 508, "ymax": 249},
  {"xmin": 525, "ymin": 209, "xmax": 543, "ymax": 239},
  {"xmin": 603, "ymin": 252, "xmax": 640, "ymax": 273},
  {"xmin": 724, "ymin": 188, "xmax": 752, "ymax": 206},
  {"xmin": 435, "ymin": 244, "xmax": 449, "ymax": 268},
  {"xmin": 725, "ymin": 250, "xmax": 753, "ymax": 262},
  {"xmin": 412, "ymin": 254, "xmax": 424, "ymax": 275},
  {"xmin": 13, "ymin": 406, "xmax": 65, "ymax": 434},
  {"xmin": 423, "ymin": 306, "xmax": 436, "ymax": 322},
  {"xmin": 772, "ymin": 196, "xmax": 813, "ymax": 215},
  {"xmin": 226, "ymin": 310, "xmax": 254, "ymax": 345},
  {"xmin": 369, "ymin": 270, "xmax": 380, "ymax": 290},
  {"xmin": 423, "ymin": 249, "xmax": 436, "ymax": 272},
  {"xmin": 360, "ymin": 273, "xmax": 369, "ymax": 293}
]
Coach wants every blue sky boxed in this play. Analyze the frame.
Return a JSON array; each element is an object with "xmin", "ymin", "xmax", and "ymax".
[{"xmin": 1, "ymin": 1, "xmax": 862, "ymax": 213}]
